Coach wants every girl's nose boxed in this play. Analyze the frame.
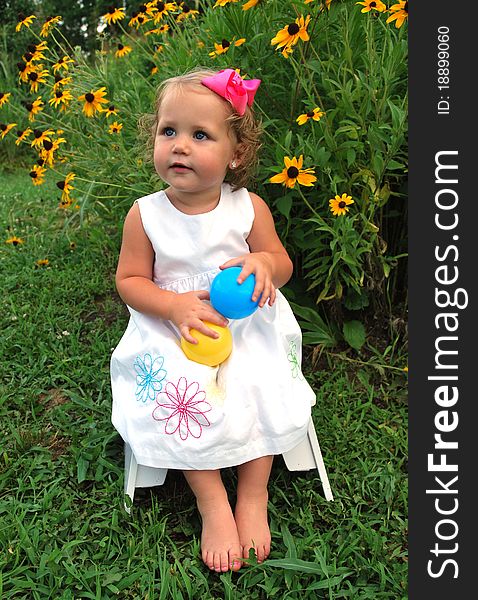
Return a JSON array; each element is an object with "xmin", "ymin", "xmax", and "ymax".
[{"xmin": 172, "ymin": 135, "xmax": 190, "ymax": 154}]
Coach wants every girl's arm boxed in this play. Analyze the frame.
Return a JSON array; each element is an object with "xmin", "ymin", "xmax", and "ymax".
[
  {"xmin": 220, "ymin": 192, "xmax": 293, "ymax": 307},
  {"xmin": 116, "ymin": 203, "xmax": 227, "ymax": 342}
]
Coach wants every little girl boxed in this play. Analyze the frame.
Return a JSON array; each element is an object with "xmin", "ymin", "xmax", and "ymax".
[{"xmin": 110, "ymin": 67, "xmax": 315, "ymax": 573}]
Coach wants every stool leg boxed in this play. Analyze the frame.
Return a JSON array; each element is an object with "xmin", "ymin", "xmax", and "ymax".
[
  {"xmin": 124, "ymin": 443, "xmax": 138, "ymax": 513},
  {"xmin": 308, "ymin": 421, "xmax": 334, "ymax": 501}
]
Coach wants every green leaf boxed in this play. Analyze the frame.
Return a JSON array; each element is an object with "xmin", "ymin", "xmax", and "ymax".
[
  {"xmin": 276, "ymin": 195, "xmax": 293, "ymax": 219},
  {"xmin": 264, "ymin": 558, "xmax": 325, "ymax": 574},
  {"xmin": 343, "ymin": 320, "xmax": 366, "ymax": 351}
]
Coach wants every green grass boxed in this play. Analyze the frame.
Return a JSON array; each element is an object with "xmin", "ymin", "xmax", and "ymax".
[{"xmin": 0, "ymin": 170, "xmax": 408, "ymax": 599}]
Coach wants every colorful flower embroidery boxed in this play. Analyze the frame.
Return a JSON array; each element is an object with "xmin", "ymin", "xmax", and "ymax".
[
  {"xmin": 287, "ymin": 341, "xmax": 304, "ymax": 380},
  {"xmin": 153, "ymin": 377, "xmax": 211, "ymax": 440},
  {"xmin": 134, "ymin": 353, "xmax": 167, "ymax": 402}
]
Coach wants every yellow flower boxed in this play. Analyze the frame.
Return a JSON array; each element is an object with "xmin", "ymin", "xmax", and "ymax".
[
  {"xmin": 356, "ymin": 0, "xmax": 386, "ymax": 13},
  {"xmin": 78, "ymin": 87, "xmax": 108, "ymax": 117},
  {"xmin": 27, "ymin": 68, "xmax": 49, "ymax": 94},
  {"xmin": 52, "ymin": 56, "xmax": 74, "ymax": 73},
  {"xmin": 296, "ymin": 107, "xmax": 325, "ymax": 125},
  {"xmin": 49, "ymin": 88, "xmax": 73, "ymax": 110},
  {"xmin": 23, "ymin": 41, "xmax": 49, "ymax": 64},
  {"xmin": 103, "ymin": 7, "xmax": 126, "ymax": 25},
  {"xmin": 104, "ymin": 105, "xmax": 119, "ymax": 117},
  {"xmin": 243, "ymin": 0, "xmax": 260, "ymax": 8},
  {"xmin": 176, "ymin": 3, "xmax": 199, "ymax": 21},
  {"xmin": 0, "ymin": 92, "xmax": 11, "ymax": 107},
  {"xmin": 35, "ymin": 259, "xmax": 50, "ymax": 268},
  {"xmin": 153, "ymin": 2, "xmax": 178, "ymax": 23},
  {"xmin": 145, "ymin": 24, "xmax": 169, "ymax": 35},
  {"xmin": 40, "ymin": 137, "xmax": 67, "ymax": 167},
  {"xmin": 40, "ymin": 16, "xmax": 62, "ymax": 37},
  {"xmin": 214, "ymin": 0, "xmax": 240, "ymax": 6},
  {"xmin": 56, "ymin": 172, "xmax": 76, "ymax": 202},
  {"xmin": 31, "ymin": 128, "xmax": 55, "ymax": 149},
  {"xmin": 17, "ymin": 61, "xmax": 35, "ymax": 83},
  {"xmin": 0, "ymin": 123, "xmax": 17, "ymax": 140},
  {"xmin": 329, "ymin": 193, "xmax": 354, "ymax": 216},
  {"xmin": 6, "ymin": 236, "xmax": 24, "ymax": 246},
  {"xmin": 16, "ymin": 13, "xmax": 36, "ymax": 32},
  {"xmin": 108, "ymin": 121, "xmax": 123, "ymax": 134},
  {"xmin": 15, "ymin": 128, "xmax": 33, "ymax": 145},
  {"xmin": 271, "ymin": 15, "xmax": 311, "ymax": 52},
  {"xmin": 269, "ymin": 155, "xmax": 317, "ymax": 188},
  {"xmin": 209, "ymin": 38, "xmax": 246, "ymax": 58},
  {"xmin": 53, "ymin": 74, "xmax": 72, "ymax": 90},
  {"xmin": 29, "ymin": 164, "xmax": 47, "ymax": 186},
  {"xmin": 386, "ymin": 1, "xmax": 408, "ymax": 28},
  {"xmin": 115, "ymin": 44, "xmax": 132, "ymax": 58},
  {"xmin": 25, "ymin": 97, "xmax": 45, "ymax": 122},
  {"xmin": 128, "ymin": 11, "xmax": 151, "ymax": 28}
]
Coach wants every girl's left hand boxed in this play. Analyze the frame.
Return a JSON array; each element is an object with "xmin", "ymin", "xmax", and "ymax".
[{"xmin": 219, "ymin": 253, "xmax": 276, "ymax": 307}]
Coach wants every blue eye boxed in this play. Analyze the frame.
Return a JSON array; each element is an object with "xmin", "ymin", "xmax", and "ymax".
[
  {"xmin": 163, "ymin": 127, "xmax": 175, "ymax": 137},
  {"xmin": 194, "ymin": 131, "xmax": 208, "ymax": 140}
]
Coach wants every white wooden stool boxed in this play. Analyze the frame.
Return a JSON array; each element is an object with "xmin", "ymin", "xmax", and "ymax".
[{"xmin": 124, "ymin": 417, "xmax": 333, "ymax": 512}]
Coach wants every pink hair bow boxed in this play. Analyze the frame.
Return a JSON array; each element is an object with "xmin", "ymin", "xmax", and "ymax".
[{"xmin": 201, "ymin": 69, "xmax": 261, "ymax": 116}]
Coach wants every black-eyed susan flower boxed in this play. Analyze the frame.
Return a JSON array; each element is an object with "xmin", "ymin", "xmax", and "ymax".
[
  {"xmin": 104, "ymin": 105, "xmax": 119, "ymax": 118},
  {"xmin": 115, "ymin": 43, "xmax": 132, "ymax": 58},
  {"xmin": 103, "ymin": 7, "xmax": 126, "ymax": 25},
  {"xmin": 150, "ymin": 63, "xmax": 159, "ymax": 76},
  {"xmin": 53, "ymin": 73, "xmax": 72, "ymax": 90},
  {"xmin": 214, "ymin": 0, "xmax": 240, "ymax": 7},
  {"xmin": 329, "ymin": 193, "xmax": 354, "ymax": 216},
  {"xmin": 386, "ymin": 1, "xmax": 408, "ymax": 28},
  {"xmin": 145, "ymin": 24, "xmax": 169, "ymax": 35},
  {"xmin": 209, "ymin": 37, "xmax": 246, "ymax": 58},
  {"xmin": 40, "ymin": 15, "xmax": 62, "ymax": 37},
  {"xmin": 128, "ymin": 11, "xmax": 151, "ymax": 28},
  {"xmin": 41, "ymin": 137, "xmax": 66, "ymax": 167},
  {"xmin": 24, "ymin": 97, "xmax": 44, "ymax": 121},
  {"xmin": 24, "ymin": 41, "xmax": 49, "ymax": 63},
  {"xmin": 52, "ymin": 56, "xmax": 74, "ymax": 73},
  {"xmin": 153, "ymin": 2, "xmax": 177, "ymax": 23},
  {"xmin": 243, "ymin": 0, "xmax": 261, "ymax": 9},
  {"xmin": 29, "ymin": 164, "xmax": 47, "ymax": 186},
  {"xmin": 56, "ymin": 172, "xmax": 76, "ymax": 201},
  {"xmin": 15, "ymin": 128, "xmax": 33, "ymax": 145},
  {"xmin": 31, "ymin": 128, "xmax": 55, "ymax": 149},
  {"xmin": 0, "ymin": 123, "xmax": 17, "ymax": 140},
  {"xmin": 176, "ymin": 3, "xmax": 199, "ymax": 21},
  {"xmin": 0, "ymin": 92, "xmax": 11, "ymax": 108},
  {"xmin": 296, "ymin": 107, "xmax": 325, "ymax": 125},
  {"xmin": 35, "ymin": 259, "xmax": 50, "ymax": 268},
  {"xmin": 17, "ymin": 61, "xmax": 35, "ymax": 83},
  {"xmin": 27, "ymin": 68, "xmax": 49, "ymax": 93},
  {"xmin": 108, "ymin": 121, "xmax": 123, "ymax": 134},
  {"xmin": 78, "ymin": 87, "xmax": 108, "ymax": 117},
  {"xmin": 16, "ymin": 13, "xmax": 36, "ymax": 32},
  {"xmin": 269, "ymin": 155, "xmax": 317, "ymax": 188},
  {"xmin": 6, "ymin": 236, "xmax": 24, "ymax": 246},
  {"xmin": 356, "ymin": 0, "xmax": 386, "ymax": 12},
  {"xmin": 271, "ymin": 15, "xmax": 311, "ymax": 53},
  {"xmin": 48, "ymin": 88, "xmax": 73, "ymax": 110}
]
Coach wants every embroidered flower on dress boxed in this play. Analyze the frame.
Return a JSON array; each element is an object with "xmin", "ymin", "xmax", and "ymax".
[
  {"xmin": 134, "ymin": 353, "xmax": 167, "ymax": 402},
  {"xmin": 287, "ymin": 341, "xmax": 304, "ymax": 380},
  {"xmin": 153, "ymin": 377, "xmax": 211, "ymax": 440}
]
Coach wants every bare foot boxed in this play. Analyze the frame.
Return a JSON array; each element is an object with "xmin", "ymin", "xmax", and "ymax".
[
  {"xmin": 197, "ymin": 496, "xmax": 242, "ymax": 572},
  {"xmin": 234, "ymin": 491, "xmax": 271, "ymax": 563}
]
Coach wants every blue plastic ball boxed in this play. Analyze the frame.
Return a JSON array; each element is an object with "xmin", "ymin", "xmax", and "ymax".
[{"xmin": 210, "ymin": 266, "xmax": 260, "ymax": 319}]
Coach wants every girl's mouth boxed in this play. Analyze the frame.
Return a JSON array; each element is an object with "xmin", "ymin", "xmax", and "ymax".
[{"xmin": 170, "ymin": 163, "xmax": 192, "ymax": 172}]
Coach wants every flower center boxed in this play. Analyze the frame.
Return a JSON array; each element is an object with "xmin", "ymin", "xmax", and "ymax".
[
  {"xmin": 287, "ymin": 23, "xmax": 300, "ymax": 35},
  {"xmin": 28, "ymin": 72, "xmax": 38, "ymax": 81},
  {"xmin": 109, "ymin": 105, "xmax": 115, "ymax": 111},
  {"xmin": 30, "ymin": 170, "xmax": 37, "ymax": 178},
  {"xmin": 37, "ymin": 158, "xmax": 45, "ymax": 166},
  {"xmin": 139, "ymin": 4, "xmax": 147, "ymax": 13},
  {"xmin": 107, "ymin": 6, "xmax": 116, "ymax": 13},
  {"xmin": 43, "ymin": 140, "xmax": 53, "ymax": 150},
  {"xmin": 287, "ymin": 166, "xmax": 299, "ymax": 178},
  {"xmin": 55, "ymin": 90, "xmax": 63, "ymax": 98},
  {"xmin": 24, "ymin": 52, "xmax": 33, "ymax": 62},
  {"xmin": 118, "ymin": 44, "xmax": 124, "ymax": 50},
  {"xmin": 183, "ymin": 5, "xmax": 190, "ymax": 13},
  {"xmin": 339, "ymin": 201, "xmax": 346, "ymax": 208},
  {"xmin": 18, "ymin": 13, "xmax": 25, "ymax": 21},
  {"xmin": 25, "ymin": 103, "xmax": 33, "ymax": 111},
  {"xmin": 157, "ymin": 2, "xmax": 165, "ymax": 10},
  {"xmin": 16, "ymin": 129, "xmax": 24, "ymax": 137},
  {"xmin": 306, "ymin": 111, "xmax": 315, "ymax": 118},
  {"xmin": 0, "ymin": 124, "xmax": 6, "ymax": 131},
  {"xmin": 34, "ymin": 129, "xmax": 42, "ymax": 138},
  {"xmin": 370, "ymin": 1, "xmax": 376, "ymax": 6},
  {"xmin": 85, "ymin": 93, "xmax": 95, "ymax": 103},
  {"xmin": 57, "ymin": 180, "xmax": 65, "ymax": 190},
  {"xmin": 221, "ymin": 39, "xmax": 230, "ymax": 49}
]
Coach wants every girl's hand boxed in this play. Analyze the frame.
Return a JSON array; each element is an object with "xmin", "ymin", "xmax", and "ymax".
[
  {"xmin": 169, "ymin": 291, "xmax": 228, "ymax": 344},
  {"xmin": 219, "ymin": 253, "xmax": 276, "ymax": 308}
]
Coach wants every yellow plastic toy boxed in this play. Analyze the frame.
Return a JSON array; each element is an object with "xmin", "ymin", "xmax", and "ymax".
[{"xmin": 180, "ymin": 322, "xmax": 233, "ymax": 367}]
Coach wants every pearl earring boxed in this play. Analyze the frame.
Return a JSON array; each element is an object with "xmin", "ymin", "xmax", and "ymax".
[{"xmin": 230, "ymin": 160, "xmax": 237, "ymax": 169}]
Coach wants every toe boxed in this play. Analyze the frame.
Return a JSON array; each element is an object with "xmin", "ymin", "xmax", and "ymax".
[
  {"xmin": 220, "ymin": 551, "xmax": 229, "ymax": 572},
  {"xmin": 213, "ymin": 552, "xmax": 222, "ymax": 572},
  {"xmin": 204, "ymin": 551, "xmax": 214, "ymax": 570},
  {"xmin": 229, "ymin": 552, "xmax": 242, "ymax": 571}
]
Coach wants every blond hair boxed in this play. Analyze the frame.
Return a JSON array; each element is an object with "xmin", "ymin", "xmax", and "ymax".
[{"xmin": 139, "ymin": 67, "xmax": 263, "ymax": 190}]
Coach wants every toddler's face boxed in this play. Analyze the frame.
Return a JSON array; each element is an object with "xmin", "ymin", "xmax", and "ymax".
[{"xmin": 153, "ymin": 86, "xmax": 239, "ymax": 199}]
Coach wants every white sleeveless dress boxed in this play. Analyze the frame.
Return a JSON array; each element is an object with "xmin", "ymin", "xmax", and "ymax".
[{"xmin": 110, "ymin": 183, "xmax": 314, "ymax": 470}]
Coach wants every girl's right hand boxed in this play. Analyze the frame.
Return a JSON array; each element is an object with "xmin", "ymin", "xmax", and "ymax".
[{"xmin": 169, "ymin": 291, "xmax": 228, "ymax": 344}]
